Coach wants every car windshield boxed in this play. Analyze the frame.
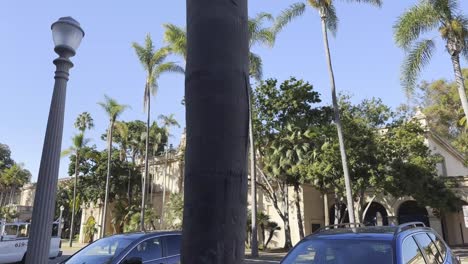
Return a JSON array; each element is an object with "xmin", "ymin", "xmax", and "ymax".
[
  {"xmin": 64, "ymin": 236, "xmax": 135, "ymax": 264},
  {"xmin": 281, "ymin": 238, "xmax": 394, "ymax": 264}
]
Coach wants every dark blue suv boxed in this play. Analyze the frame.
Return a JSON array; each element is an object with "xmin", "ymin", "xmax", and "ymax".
[{"xmin": 281, "ymin": 222, "xmax": 461, "ymax": 264}]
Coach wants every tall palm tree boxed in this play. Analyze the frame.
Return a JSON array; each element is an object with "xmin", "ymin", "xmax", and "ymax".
[
  {"xmin": 158, "ymin": 114, "xmax": 180, "ymax": 228},
  {"xmin": 62, "ymin": 133, "xmax": 90, "ymax": 246},
  {"xmin": 132, "ymin": 35, "xmax": 184, "ymax": 231},
  {"xmin": 274, "ymin": 0, "xmax": 383, "ymax": 224},
  {"xmin": 74, "ymin": 112, "xmax": 94, "ymax": 133},
  {"xmin": 164, "ymin": 13, "xmax": 279, "ymax": 256},
  {"xmin": 98, "ymin": 95, "xmax": 128, "ymax": 237},
  {"xmin": 62, "ymin": 112, "xmax": 93, "ymax": 247},
  {"xmin": 394, "ymin": 0, "xmax": 468, "ymax": 120},
  {"xmin": 182, "ymin": 0, "xmax": 249, "ymax": 261}
]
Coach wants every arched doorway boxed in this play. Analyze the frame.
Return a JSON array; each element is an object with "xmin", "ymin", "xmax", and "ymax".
[
  {"xmin": 363, "ymin": 202, "xmax": 388, "ymax": 226},
  {"xmin": 398, "ymin": 201, "xmax": 430, "ymax": 227},
  {"xmin": 328, "ymin": 203, "xmax": 349, "ymax": 225}
]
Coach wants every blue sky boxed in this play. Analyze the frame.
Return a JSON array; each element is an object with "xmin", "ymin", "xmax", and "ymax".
[{"xmin": 0, "ymin": 0, "xmax": 466, "ymax": 180}]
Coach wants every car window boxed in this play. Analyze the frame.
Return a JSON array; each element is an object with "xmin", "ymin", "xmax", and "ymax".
[
  {"xmin": 125, "ymin": 237, "xmax": 162, "ymax": 261},
  {"xmin": 165, "ymin": 235, "xmax": 181, "ymax": 256},
  {"xmin": 3, "ymin": 225, "xmax": 18, "ymax": 236},
  {"xmin": 64, "ymin": 236, "xmax": 134, "ymax": 264},
  {"xmin": 402, "ymin": 237, "xmax": 425, "ymax": 264},
  {"xmin": 426, "ymin": 233, "xmax": 446, "ymax": 263},
  {"xmin": 281, "ymin": 239, "xmax": 393, "ymax": 264},
  {"xmin": 414, "ymin": 233, "xmax": 440, "ymax": 264}
]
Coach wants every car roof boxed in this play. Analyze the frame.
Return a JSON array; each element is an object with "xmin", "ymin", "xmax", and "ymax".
[
  {"xmin": 104, "ymin": 230, "xmax": 181, "ymax": 240},
  {"xmin": 309, "ymin": 226, "xmax": 397, "ymax": 241}
]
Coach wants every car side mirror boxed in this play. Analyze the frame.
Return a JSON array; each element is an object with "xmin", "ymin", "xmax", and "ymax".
[{"xmin": 123, "ymin": 257, "xmax": 143, "ymax": 264}]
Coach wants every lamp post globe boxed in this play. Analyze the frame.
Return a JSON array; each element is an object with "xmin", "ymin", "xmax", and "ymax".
[
  {"xmin": 25, "ymin": 16, "xmax": 84, "ymax": 264},
  {"xmin": 51, "ymin": 16, "xmax": 84, "ymax": 56}
]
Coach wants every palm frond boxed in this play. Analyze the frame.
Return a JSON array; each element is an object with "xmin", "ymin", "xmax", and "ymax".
[
  {"xmin": 61, "ymin": 148, "xmax": 74, "ymax": 157},
  {"xmin": 155, "ymin": 62, "xmax": 185, "ymax": 76},
  {"xmin": 463, "ymin": 38, "xmax": 468, "ymax": 61},
  {"xmin": 74, "ymin": 112, "xmax": 94, "ymax": 132},
  {"xmin": 249, "ymin": 52, "xmax": 263, "ymax": 82},
  {"xmin": 273, "ymin": 2, "xmax": 306, "ymax": 34},
  {"xmin": 132, "ymin": 43, "xmax": 151, "ymax": 71},
  {"xmin": 249, "ymin": 12, "xmax": 276, "ymax": 47},
  {"xmin": 251, "ymin": 29, "xmax": 276, "ymax": 47},
  {"xmin": 151, "ymin": 46, "xmax": 171, "ymax": 66},
  {"xmin": 401, "ymin": 39, "xmax": 436, "ymax": 95},
  {"xmin": 162, "ymin": 23, "xmax": 187, "ymax": 59},
  {"xmin": 98, "ymin": 95, "xmax": 130, "ymax": 122},
  {"xmin": 429, "ymin": 0, "xmax": 457, "ymax": 20},
  {"xmin": 394, "ymin": 2, "xmax": 439, "ymax": 50},
  {"xmin": 253, "ymin": 12, "xmax": 274, "ymax": 23},
  {"xmin": 324, "ymin": 4, "xmax": 339, "ymax": 35}
]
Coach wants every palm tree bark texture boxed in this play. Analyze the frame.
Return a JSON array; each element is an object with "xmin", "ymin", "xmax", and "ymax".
[{"xmin": 182, "ymin": 0, "xmax": 249, "ymax": 263}]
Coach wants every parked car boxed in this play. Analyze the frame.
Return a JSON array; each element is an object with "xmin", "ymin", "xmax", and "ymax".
[
  {"xmin": 0, "ymin": 221, "xmax": 62, "ymax": 264},
  {"xmin": 281, "ymin": 222, "xmax": 461, "ymax": 264},
  {"xmin": 60, "ymin": 231, "xmax": 181, "ymax": 264}
]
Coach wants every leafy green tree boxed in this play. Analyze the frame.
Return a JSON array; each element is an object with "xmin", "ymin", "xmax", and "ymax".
[
  {"xmin": 416, "ymin": 69, "xmax": 468, "ymax": 158},
  {"xmin": 394, "ymin": 0, "xmax": 468, "ymax": 121},
  {"xmin": 132, "ymin": 35, "xmax": 184, "ymax": 231},
  {"xmin": 253, "ymin": 77, "xmax": 332, "ymax": 248},
  {"xmin": 0, "ymin": 207, "xmax": 18, "ymax": 222},
  {"xmin": 164, "ymin": 193, "xmax": 184, "ymax": 230},
  {"xmin": 0, "ymin": 164, "xmax": 31, "ymax": 206},
  {"xmin": 380, "ymin": 120, "xmax": 463, "ymax": 211},
  {"xmin": 98, "ymin": 95, "xmax": 128, "ymax": 236},
  {"xmin": 0, "ymin": 143, "xmax": 14, "ymax": 171},
  {"xmin": 274, "ymin": 0, "xmax": 382, "ymax": 224},
  {"xmin": 301, "ymin": 96, "xmax": 462, "ymax": 222}
]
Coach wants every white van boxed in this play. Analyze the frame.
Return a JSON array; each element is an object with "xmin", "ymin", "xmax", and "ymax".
[{"xmin": 0, "ymin": 221, "xmax": 62, "ymax": 264}]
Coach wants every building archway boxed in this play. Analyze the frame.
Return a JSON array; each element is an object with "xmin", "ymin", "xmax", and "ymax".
[
  {"xmin": 328, "ymin": 203, "xmax": 349, "ymax": 225},
  {"xmin": 398, "ymin": 200, "xmax": 429, "ymax": 227},
  {"xmin": 364, "ymin": 202, "xmax": 388, "ymax": 226}
]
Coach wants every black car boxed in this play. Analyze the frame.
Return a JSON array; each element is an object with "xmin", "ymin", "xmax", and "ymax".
[
  {"xmin": 60, "ymin": 231, "xmax": 181, "ymax": 264},
  {"xmin": 281, "ymin": 222, "xmax": 461, "ymax": 264}
]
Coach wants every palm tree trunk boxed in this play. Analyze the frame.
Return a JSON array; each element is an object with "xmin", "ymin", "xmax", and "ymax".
[
  {"xmin": 320, "ymin": 10, "xmax": 356, "ymax": 224},
  {"xmin": 161, "ymin": 149, "xmax": 169, "ymax": 229},
  {"xmin": 324, "ymin": 192, "xmax": 329, "ymax": 226},
  {"xmin": 451, "ymin": 55, "xmax": 468, "ymax": 120},
  {"xmin": 141, "ymin": 93, "xmax": 150, "ymax": 231},
  {"xmin": 182, "ymin": 0, "xmax": 249, "ymax": 261},
  {"xmin": 69, "ymin": 151, "xmax": 79, "ymax": 247},
  {"xmin": 101, "ymin": 122, "xmax": 114, "ymax": 237},
  {"xmin": 294, "ymin": 184, "xmax": 305, "ymax": 239},
  {"xmin": 334, "ymin": 193, "xmax": 340, "ymax": 225},
  {"xmin": 249, "ymin": 86, "xmax": 259, "ymax": 257},
  {"xmin": 283, "ymin": 184, "xmax": 292, "ymax": 249}
]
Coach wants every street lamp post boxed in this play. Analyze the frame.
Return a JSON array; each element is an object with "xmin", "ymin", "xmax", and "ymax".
[
  {"xmin": 58, "ymin": 205, "xmax": 65, "ymax": 238},
  {"xmin": 26, "ymin": 17, "xmax": 84, "ymax": 264}
]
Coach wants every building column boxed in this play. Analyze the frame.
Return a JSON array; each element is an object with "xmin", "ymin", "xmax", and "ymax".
[{"xmin": 429, "ymin": 216, "xmax": 443, "ymax": 236}]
